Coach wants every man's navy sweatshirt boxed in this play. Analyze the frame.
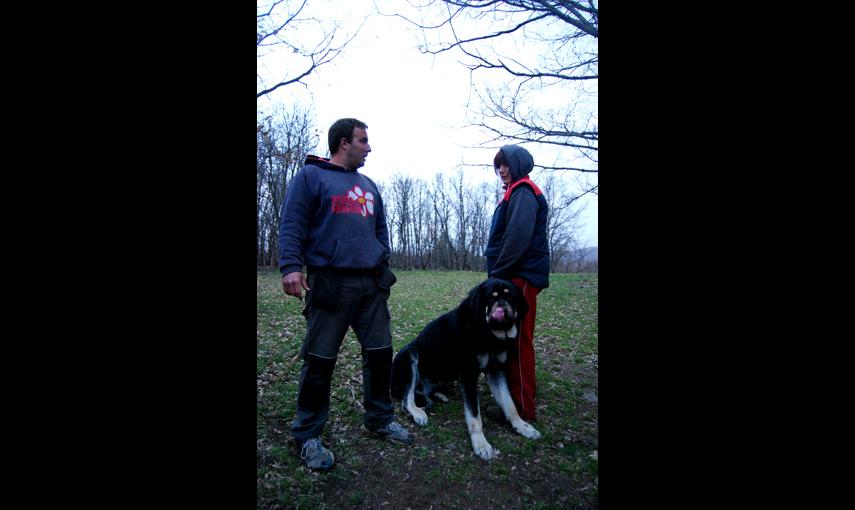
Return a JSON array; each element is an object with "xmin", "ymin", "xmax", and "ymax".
[{"xmin": 278, "ymin": 156, "xmax": 391, "ymax": 276}]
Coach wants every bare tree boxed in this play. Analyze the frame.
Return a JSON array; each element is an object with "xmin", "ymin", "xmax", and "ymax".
[
  {"xmin": 464, "ymin": 179, "xmax": 500, "ymax": 271},
  {"xmin": 450, "ymin": 169, "xmax": 468, "ymax": 269},
  {"xmin": 388, "ymin": 174, "xmax": 416, "ymax": 268},
  {"xmin": 378, "ymin": 169, "xmax": 592, "ymax": 272},
  {"xmin": 411, "ymin": 181, "xmax": 432, "ymax": 269},
  {"xmin": 256, "ymin": 104, "xmax": 318, "ymax": 265},
  {"xmin": 257, "ymin": 0, "xmax": 362, "ymax": 98},
  {"xmin": 427, "ymin": 173, "xmax": 454, "ymax": 269},
  {"xmin": 540, "ymin": 173, "xmax": 588, "ymax": 272},
  {"xmin": 382, "ymin": 0, "xmax": 598, "ymax": 181}
]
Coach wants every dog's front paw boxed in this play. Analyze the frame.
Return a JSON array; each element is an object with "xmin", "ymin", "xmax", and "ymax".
[
  {"xmin": 471, "ymin": 434, "xmax": 494, "ymax": 460},
  {"xmin": 512, "ymin": 420, "xmax": 541, "ymax": 440},
  {"xmin": 410, "ymin": 407, "xmax": 428, "ymax": 426}
]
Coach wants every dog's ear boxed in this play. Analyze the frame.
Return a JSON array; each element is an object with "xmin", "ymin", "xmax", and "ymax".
[{"xmin": 463, "ymin": 281, "xmax": 485, "ymax": 323}]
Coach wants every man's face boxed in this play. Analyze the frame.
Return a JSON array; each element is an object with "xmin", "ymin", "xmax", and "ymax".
[{"xmin": 342, "ymin": 127, "xmax": 371, "ymax": 169}]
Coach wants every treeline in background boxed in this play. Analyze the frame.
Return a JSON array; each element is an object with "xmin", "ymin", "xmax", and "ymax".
[{"xmin": 257, "ymin": 106, "xmax": 597, "ymax": 274}]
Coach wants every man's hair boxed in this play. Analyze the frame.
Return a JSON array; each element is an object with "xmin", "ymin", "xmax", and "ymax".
[{"xmin": 328, "ymin": 118, "xmax": 367, "ymax": 155}]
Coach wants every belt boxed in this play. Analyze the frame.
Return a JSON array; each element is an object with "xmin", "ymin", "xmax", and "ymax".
[{"xmin": 307, "ymin": 266, "xmax": 379, "ymax": 276}]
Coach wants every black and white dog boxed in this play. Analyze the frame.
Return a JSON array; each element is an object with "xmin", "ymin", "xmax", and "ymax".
[{"xmin": 391, "ymin": 278, "xmax": 541, "ymax": 460}]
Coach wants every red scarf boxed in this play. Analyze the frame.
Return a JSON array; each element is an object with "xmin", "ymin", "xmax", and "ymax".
[{"xmin": 502, "ymin": 176, "xmax": 543, "ymax": 202}]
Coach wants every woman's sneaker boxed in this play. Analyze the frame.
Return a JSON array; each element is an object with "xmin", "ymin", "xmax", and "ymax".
[
  {"xmin": 299, "ymin": 438, "xmax": 335, "ymax": 471},
  {"xmin": 369, "ymin": 420, "xmax": 413, "ymax": 445}
]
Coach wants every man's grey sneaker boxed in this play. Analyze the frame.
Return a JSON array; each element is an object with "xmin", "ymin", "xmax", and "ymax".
[
  {"xmin": 485, "ymin": 405, "xmax": 508, "ymax": 424},
  {"xmin": 299, "ymin": 438, "xmax": 335, "ymax": 471},
  {"xmin": 370, "ymin": 420, "xmax": 413, "ymax": 445}
]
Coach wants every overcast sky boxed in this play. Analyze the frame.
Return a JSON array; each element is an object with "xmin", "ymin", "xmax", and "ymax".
[{"xmin": 257, "ymin": 0, "xmax": 598, "ymax": 247}]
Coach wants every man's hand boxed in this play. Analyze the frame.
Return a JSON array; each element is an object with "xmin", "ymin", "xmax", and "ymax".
[{"xmin": 282, "ymin": 271, "xmax": 310, "ymax": 301}]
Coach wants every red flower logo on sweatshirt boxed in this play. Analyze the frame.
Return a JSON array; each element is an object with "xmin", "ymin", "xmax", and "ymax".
[{"xmin": 331, "ymin": 186, "xmax": 375, "ymax": 216}]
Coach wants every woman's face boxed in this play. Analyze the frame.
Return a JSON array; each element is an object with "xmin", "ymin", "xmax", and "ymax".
[{"xmin": 497, "ymin": 162, "xmax": 512, "ymax": 187}]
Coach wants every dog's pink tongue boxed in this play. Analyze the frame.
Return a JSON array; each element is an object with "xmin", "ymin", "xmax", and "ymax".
[{"xmin": 491, "ymin": 308, "xmax": 505, "ymax": 321}]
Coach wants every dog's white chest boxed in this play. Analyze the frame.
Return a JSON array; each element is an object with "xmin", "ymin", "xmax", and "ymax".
[
  {"xmin": 477, "ymin": 353, "xmax": 489, "ymax": 369},
  {"xmin": 477, "ymin": 351, "xmax": 508, "ymax": 369}
]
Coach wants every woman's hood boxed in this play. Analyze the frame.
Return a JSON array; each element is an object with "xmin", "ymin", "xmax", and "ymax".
[{"xmin": 502, "ymin": 145, "xmax": 534, "ymax": 182}]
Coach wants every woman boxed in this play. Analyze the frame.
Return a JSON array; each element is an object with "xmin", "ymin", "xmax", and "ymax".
[{"xmin": 484, "ymin": 144, "xmax": 550, "ymax": 422}]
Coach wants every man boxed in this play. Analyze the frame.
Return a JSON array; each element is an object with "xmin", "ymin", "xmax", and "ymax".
[
  {"xmin": 484, "ymin": 144, "xmax": 550, "ymax": 423},
  {"xmin": 279, "ymin": 118, "xmax": 412, "ymax": 471}
]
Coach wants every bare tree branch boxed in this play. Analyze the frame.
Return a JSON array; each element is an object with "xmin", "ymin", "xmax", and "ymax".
[
  {"xmin": 256, "ymin": 33, "xmax": 349, "ymax": 98},
  {"xmin": 256, "ymin": 0, "xmax": 306, "ymax": 46},
  {"xmin": 257, "ymin": 0, "xmax": 362, "ymax": 99},
  {"xmin": 384, "ymin": 0, "xmax": 598, "ymax": 176},
  {"xmin": 427, "ymin": 13, "xmax": 550, "ymax": 55}
]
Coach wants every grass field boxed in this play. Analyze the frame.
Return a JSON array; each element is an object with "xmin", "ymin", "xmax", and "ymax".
[{"xmin": 257, "ymin": 268, "xmax": 598, "ymax": 509}]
